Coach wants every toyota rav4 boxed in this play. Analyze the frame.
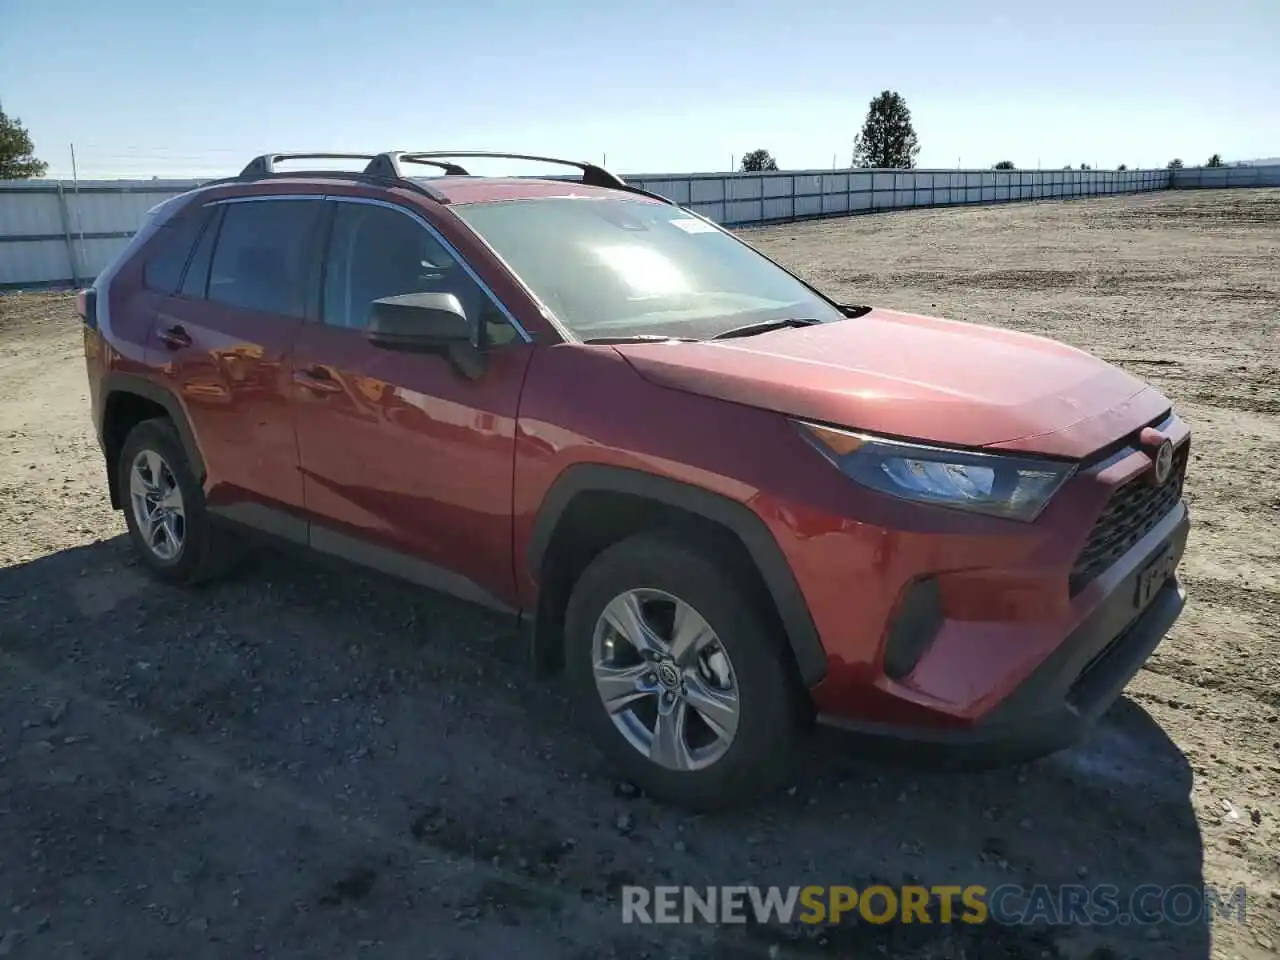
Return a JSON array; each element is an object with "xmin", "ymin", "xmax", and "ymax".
[{"xmin": 79, "ymin": 151, "xmax": 1190, "ymax": 809}]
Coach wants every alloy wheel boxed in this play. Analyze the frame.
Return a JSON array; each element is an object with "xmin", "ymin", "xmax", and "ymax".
[
  {"xmin": 591, "ymin": 588, "xmax": 741, "ymax": 771},
  {"xmin": 129, "ymin": 449, "xmax": 185, "ymax": 561}
]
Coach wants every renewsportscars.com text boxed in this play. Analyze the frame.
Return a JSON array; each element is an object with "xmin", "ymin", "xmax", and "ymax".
[{"xmin": 621, "ymin": 884, "xmax": 1248, "ymax": 927}]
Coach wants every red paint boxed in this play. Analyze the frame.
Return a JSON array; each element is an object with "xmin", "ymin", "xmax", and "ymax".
[
  {"xmin": 152, "ymin": 294, "xmax": 305, "ymax": 513},
  {"xmin": 291, "ymin": 323, "xmax": 532, "ymax": 601}
]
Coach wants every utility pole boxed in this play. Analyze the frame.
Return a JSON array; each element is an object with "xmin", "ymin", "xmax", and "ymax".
[{"xmin": 70, "ymin": 143, "xmax": 86, "ymax": 276}]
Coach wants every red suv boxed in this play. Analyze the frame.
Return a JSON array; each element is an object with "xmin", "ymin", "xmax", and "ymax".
[{"xmin": 80, "ymin": 151, "xmax": 1190, "ymax": 809}]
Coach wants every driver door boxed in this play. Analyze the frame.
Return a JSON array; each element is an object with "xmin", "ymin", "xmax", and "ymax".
[{"xmin": 291, "ymin": 198, "xmax": 532, "ymax": 607}]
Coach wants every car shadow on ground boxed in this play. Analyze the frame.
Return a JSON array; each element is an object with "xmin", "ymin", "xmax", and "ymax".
[{"xmin": 0, "ymin": 536, "xmax": 1209, "ymax": 959}]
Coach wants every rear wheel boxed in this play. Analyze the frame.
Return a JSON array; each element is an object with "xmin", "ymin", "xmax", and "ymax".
[
  {"xmin": 564, "ymin": 532, "xmax": 801, "ymax": 809},
  {"xmin": 118, "ymin": 418, "xmax": 237, "ymax": 585}
]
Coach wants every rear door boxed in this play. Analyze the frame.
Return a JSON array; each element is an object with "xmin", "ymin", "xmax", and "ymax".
[
  {"xmin": 151, "ymin": 195, "xmax": 326, "ymax": 534},
  {"xmin": 291, "ymin": 197, "xmax": 533, "ymax": 607}
]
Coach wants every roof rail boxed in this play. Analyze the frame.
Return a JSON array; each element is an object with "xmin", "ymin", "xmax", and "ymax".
[
  {"xmin": 365, "ymin": 151, "xmax": 678, "ymax": 205},
  {"xmin": 239, "ymin": 153, "xmax": 381, "ymax": 177},
  {"xmin": 211, "ymin": 152, "xmax": 448, "ymax": 202},
  {"xmin": 224, "ymin": 150, "xmax": 674, "ymax": 207},
  {"xmin": 365, "ymin": 151, "xmax": 647, "ymax": 190}
]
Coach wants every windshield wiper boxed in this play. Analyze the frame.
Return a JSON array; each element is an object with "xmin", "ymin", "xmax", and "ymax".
[
  {"xmin": 582, "ymin": 334, "xmax": 698, "ymax": 345},
  {"xmin": 710, "ymin": 318, "xmax": 822, "ymax": 341}
]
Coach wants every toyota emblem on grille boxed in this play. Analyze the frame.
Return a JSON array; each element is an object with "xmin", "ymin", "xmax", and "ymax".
[{"xmin": 1153, "ymin": 439, "xmax": 1174, "ymax": 485}]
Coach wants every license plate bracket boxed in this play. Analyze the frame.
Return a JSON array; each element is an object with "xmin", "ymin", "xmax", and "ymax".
[{"xmin": 1135, "ymin": 543, "xmax": 1177, "ymax": 609}]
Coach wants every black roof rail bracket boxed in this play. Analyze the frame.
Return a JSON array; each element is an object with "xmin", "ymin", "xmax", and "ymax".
[{"xmin": 366, "ymin": 152, "xmax": 471, "ymax": 178}]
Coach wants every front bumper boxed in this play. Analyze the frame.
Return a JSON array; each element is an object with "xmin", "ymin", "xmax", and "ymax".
[{"xmin": 816, "ymin": 503, "xmax": 1189, "ymax": 765}]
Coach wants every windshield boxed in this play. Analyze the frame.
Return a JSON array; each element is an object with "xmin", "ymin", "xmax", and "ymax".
[{"xmin": 452, "ymin": 197, "xmax": 845, "ymax": 340}]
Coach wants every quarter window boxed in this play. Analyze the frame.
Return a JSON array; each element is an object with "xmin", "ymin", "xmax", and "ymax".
[
  {"xmin": 206, "ymin": 199, "xmax": 324, "ymax": 316},
  {"xmin": 321, "ymin": 202, "xmax": 516, "ymax": 345},
  {"xmin": 180, "ymin": 206, "xmax": 221, "ymax": 299},
  {"xmin": 142, "ymin": 207, "xmax": 211, "ymax": 294}
]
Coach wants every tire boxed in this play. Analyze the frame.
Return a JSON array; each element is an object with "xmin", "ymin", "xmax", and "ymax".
[
  {"xmin": 117, "ymin": 417, "xmax": 237, "ymax": 586},
  {"xmin": 564, "ymin": 531, "xmax": 802, "ymax": 810}
]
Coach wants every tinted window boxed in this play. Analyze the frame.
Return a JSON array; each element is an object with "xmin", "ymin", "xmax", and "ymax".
[
  {"xmin": 454, "ymin": 197, "xmax": 844, "ymax": 340},
  {"xmin": 180, "ymin": 205, "xmax": 221, "ymax": 299},
  {"xmin": 207, "ymin": 199, "xmax": 324, "ymax": 316},
  {"xmin": 322, "ymin": 201, "xmax": 516, "ymax": 345},
  {"xmin": 142, "ymin": 207, "xmax": 211, "ymax": 294}
]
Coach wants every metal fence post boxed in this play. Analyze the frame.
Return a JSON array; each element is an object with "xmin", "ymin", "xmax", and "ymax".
[{"xmin": 55, "ymin": 182, "xmax": 81, "ymax": 287}]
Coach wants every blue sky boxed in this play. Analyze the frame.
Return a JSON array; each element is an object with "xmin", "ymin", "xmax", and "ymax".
[{"xmin": 1, "ymin": 0, "xmax": 1276, "ymax": 179}]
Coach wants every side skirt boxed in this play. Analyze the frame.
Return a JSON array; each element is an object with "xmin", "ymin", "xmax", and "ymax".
[{"xmin": 207, "ymin": 502, "xmax": 519, "ymax": 618}]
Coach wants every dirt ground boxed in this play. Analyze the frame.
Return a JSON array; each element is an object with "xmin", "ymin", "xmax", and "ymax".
[{"xmin": 0, "ymin": 188, "xmax": 1277, "ymax": 960}]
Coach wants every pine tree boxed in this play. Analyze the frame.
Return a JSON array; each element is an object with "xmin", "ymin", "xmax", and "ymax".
[{"xmin": 852, "ymin": 91, "xmax": 920, "ymax": 169}]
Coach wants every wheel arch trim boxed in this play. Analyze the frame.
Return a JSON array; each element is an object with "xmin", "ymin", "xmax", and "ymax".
[
  {"xmin": 100, "ymin": 374, "xmax": 206, "ymax": 506},
  {"xmin": 527, "ymin": 463, "xmax": 828, "ymax": 687}
]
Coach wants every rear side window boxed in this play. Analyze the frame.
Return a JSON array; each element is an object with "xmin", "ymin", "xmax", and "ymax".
[
  {"xmin": 142, "ymin": 207, "xmax": 211, "ymax": 294},
  {"xmin": 207, "ymin": 199, "xmax": 324, "ymax": 316}
]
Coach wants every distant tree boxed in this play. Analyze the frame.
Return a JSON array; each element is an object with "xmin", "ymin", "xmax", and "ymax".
[
  {"xmin": 852, "ymin": 90, "xmax": 920, "ymax": 169},
  {"xmin": 1117, "ymin": 164, "xmax": 1128, "ymax": 171},
  {"xmin": 0, "ymin": 108, "xmax": 47, "ymax": 179},
  {"xmin": 1079, "ymin": 163, "xmax": 1092, "ymax": 171},
  {"xmin": 1206, "ymin": 153, "xmax": 1224, "ymax": 167},
  {"xmin": 1167, "ymin": 158, "xmax": 1184, "ymax": 169},
  {"xmin": 739, "ymin": 149, "xmax": 778, "ymax": 173},
  {"xmin": 993, "ymin": 160, "xmax": 1016, "ymax": 170}
]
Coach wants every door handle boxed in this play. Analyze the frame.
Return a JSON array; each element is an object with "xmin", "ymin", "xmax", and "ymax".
[
  {"xmin": 157, "ymin": 324, "xmax": 192, "ymax": 350},
  {"xmin": 293, "ymin": 366, "xmax": 343, "ymax": 394}
]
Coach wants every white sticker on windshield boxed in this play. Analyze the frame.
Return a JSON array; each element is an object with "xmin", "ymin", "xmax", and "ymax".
[{"xmin": 669, "ymin": 217, "xmax": 719, "ymax": 234}]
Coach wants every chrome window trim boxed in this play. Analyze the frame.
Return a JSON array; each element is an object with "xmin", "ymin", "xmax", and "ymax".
[
  {"xmin": 324, "ymin": 195, "xmax": 532, "ymax": 344},
  {"xmin": 207, "ymin": 194, "xmax": 327, "ymax": 204}
]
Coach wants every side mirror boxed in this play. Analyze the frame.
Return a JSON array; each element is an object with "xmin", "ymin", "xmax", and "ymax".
[{"xmin": 367, "ymin": 292, "xmax": 472, "ymax": 351}]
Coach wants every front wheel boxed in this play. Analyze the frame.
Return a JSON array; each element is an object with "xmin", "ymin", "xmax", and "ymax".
[{"xmin": 564, "ymin": 532, "xmax": 802, "ymax": 810}]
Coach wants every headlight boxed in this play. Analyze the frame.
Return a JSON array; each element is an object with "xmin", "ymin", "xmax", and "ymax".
[{"xmin": 795, "ymin": 420, "xmax": 1076, "ymax": 522}]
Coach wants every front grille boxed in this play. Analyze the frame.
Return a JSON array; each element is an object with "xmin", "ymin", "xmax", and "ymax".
[{"xmin": 1069, "ymin": 445, "xmax": 1187, "ymax": 596}]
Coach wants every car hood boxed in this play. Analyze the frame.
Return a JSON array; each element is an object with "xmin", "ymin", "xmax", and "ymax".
[{"xmin": 610, "ymin": 308, "xmax": 1170, "ymax": 458}]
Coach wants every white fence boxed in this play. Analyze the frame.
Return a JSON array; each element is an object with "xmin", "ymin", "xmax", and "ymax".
[
  {"xmin": 629, "ymin": 167, "xmax": 1170, "ymax": 228},
  {"xmin": 0, "ymin": 179, "xmax": 204, "ymax": 290},
  {"xmin": 0, "ymin": 163, "xmax": 1273, "ymax": 290},
  {"xmin": 1169, "ymin": 164, "xmax": 1280, "ymax": 189}
]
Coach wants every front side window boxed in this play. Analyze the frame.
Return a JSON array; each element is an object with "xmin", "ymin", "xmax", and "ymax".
[
  {"xmin": 452, "ymin": 197, "xmax": 844, "ymax": 339},
  {"xmin": 206, "ymin": 199, "xmax": 325, "ymax": 316},
  {"xmin": 321, "ymin": 201, "xmax": 516, "ymax": 345}
]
